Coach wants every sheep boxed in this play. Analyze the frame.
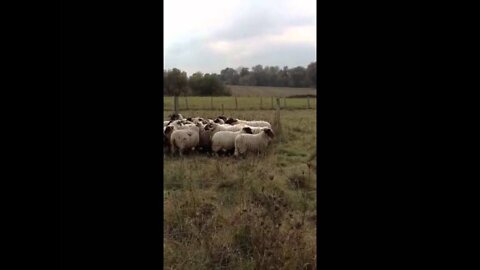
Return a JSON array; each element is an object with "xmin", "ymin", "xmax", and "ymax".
[
  {"xmin": 197, "ymin": 123, "xmax": 214, "ymax": 153},
  {"xmin": 163, "ymin": 126, "xmax": 175, "ymax": 154},
  {"xmin": 166, "ymin": 119, "xmax": 195, "ymax": 129},
  {"xmin": 242, "ymin": 120, "xmax": 271, "ymax": 128},
  {"xmin": 186, "ymin": 117, "xmax": 205, "ymax": 124},
  {"xmin": 204, "ymin": 122, "xmax": 245, "ymax": 135},
  {"xmin": 169, "ymin": 113, "xmax": 184, "ymax": 121},
  {"xmin": 211, "ymin": 127, "xmax": 253, "ymax": 156},
  {"xmin": 234, "ymin": 128, "xmax": 275, "ymax": 157},
  {"xmin": 213, "ymin": 118, "xmax": 225, "ymax": 124},
  {"xmin": 169, "ymin": 125, "xmax": 200, "ymax": 156},
  {"xmin": 165, "ymin": 119, "xmax": 181, "ymax": 127},
  {"xmin": 175, "ymin": 123, "xmax": 197, "ymax": 129},
  {"xmin": 225, "ymin": 118, "xmax": 271, "ymax": 128},
  {"xmin": 240, "ymin": 125, "xmax": 265, "ymax": 134},
  {"xmin": 163, "ymin": 126, "xmax": 168, "ymax": 146}
]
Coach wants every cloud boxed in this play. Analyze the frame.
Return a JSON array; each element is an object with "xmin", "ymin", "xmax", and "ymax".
[{"xmin": 164, "ymin": 0, "xmax": 316, "ymax": 75}]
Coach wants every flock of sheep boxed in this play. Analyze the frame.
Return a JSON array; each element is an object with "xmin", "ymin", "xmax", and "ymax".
[{"xmin": 163, "ymin": 113, "xmax": 275, "ymax": 157}]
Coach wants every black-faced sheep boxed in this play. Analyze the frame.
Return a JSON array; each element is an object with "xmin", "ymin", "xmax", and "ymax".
[
  {"xmin": 211, "ymin": 127, "xmax": 253, "ymax": 155},
  {"xmin": 213, "ymin": 118, "xmax": 225, "ymax": 124},
  {"xmin": 225, "ymin": 118, "xmax": 271, "ymax": 128},
  {"xmin": 204, "ymin": 122, "xmax": 246, "ymax": 135},
  {"xmin": 196, "ymin": 122, "xmax": 214, "ymax": 153},
  {"xmin": 234, "ymin": 128, "xmax": 275, "ymax": 157},
  {"xmin": 169, "ymin": 113, "xmax": 184, "ymax": 121}
]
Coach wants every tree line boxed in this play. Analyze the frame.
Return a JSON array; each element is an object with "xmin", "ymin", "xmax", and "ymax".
[{"xmin": 164, "ymin": 62, "xmax": 316, "ymax": 96}]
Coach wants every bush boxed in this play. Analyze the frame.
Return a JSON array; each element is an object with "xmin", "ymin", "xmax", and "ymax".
[{"xmin": 189, "ymin": 72, "xmax": 231, "ymax": 96}]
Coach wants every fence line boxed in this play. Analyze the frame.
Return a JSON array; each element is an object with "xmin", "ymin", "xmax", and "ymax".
[{"xmin": 166, "ymin": 96, "xmax": 316, "ymax": 112}]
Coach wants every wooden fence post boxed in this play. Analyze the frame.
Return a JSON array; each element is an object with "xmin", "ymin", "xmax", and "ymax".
[
  {"xmin": 275, "ymin": 98, "xmax": 282, "ymax": 141},
  {"xmin": 235, "ymin": 97, "xmax": 238, "ymax": 110},
  {"xmin": 173, "ymin": 96, "xmax": 178, "ymax": 114}
]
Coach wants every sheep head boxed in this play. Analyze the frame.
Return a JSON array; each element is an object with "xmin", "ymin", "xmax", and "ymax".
[
  {"xmin": 204, "ymin": 123, "xmax": 217, "ymax": 131},
  {"xmin": 164, "ymin": 126, "xmax": 175, "ymax": 136},
  {"xmin": 225, "ymin": 117, "xmax": 237, "ymax": 125},
  {"xmin": 263, "ymin": 128, "xmax": 275, "ymax": 139},
  {"xmin": 169, "ymin": 113, "xmax": 183, "ymax": 121},
  {"xmin": 242, "ymin": 127, "xmax": 253, "ymax": 134}
]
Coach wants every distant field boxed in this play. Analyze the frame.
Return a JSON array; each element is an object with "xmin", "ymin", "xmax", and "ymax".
[
  {"xmin": 164, "ymin": 96, "xmax": 316, "ymax": 111},
  {"xmin": 227, "ymin": 85, "xmax": 316, "ymax": 97}
]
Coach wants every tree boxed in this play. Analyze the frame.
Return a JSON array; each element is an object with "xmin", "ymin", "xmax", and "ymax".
[
  {"xmin": 306, "ymin": 62, "xmax": 316, "ymax": 87},
  {"xmin": 188, "ymin": 72, "xmax": 204, "ymax": 95},
  {"xmin": 239, "ymin": 73, "xmax": 257, "ymax": 86},
  {"xmin": 188, "ymin": 72, "xmax": 231, "ymax": 96},
  {"xmin": 239, "ymin": 67, "xmax": 249, "ymax": 77},
  {"xmin": 289, "ymin": 66, "xmax": 308, "ymax": 87},
  {"xmin": 220, "ymin": 68, "xmax": 239, "ymax": 85},
  {"xmin": 251, "ymin": 65, "xmax": 269, "ymax": 86},
  {"xmin": 164, "ymin": 68, "xmax": 188, "ymax": 96},
  {"xmin": 277, "ymin": 66, "xmax": 289, "ymax": 87}
]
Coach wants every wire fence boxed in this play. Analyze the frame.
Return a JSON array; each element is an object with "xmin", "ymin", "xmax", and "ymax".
[{"xmin": 164, "ymin": 96, "xmax": 317, "ymax": 112}]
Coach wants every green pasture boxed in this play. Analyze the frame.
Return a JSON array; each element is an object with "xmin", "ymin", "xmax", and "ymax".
[{"xmin": 164, "ymin": 96, "xmax": 316, "ymax": 111}]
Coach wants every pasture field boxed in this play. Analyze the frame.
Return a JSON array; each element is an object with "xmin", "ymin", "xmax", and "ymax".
[
  {"xmin": 163, "ymin": 109, "xmax": 317, "ymax": 269},
  {"xmin": 163, "ymin": 96, "xmax": 317, "ymax": 111},
  {"xmin": 228, "ymin": 85, "xmax": 316, "ymax": 97}
]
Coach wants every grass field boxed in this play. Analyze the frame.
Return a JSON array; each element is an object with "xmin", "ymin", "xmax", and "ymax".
[
  {"xmin": 163, "ymin": 109, "xmax": 317, "ymax": 269},
  {"xmin": 228, "ymin": 85, "xmax": 316, "ymax": 97},
  {"xmin": 164, "ymin": 96, "xmax": 316, "ymax": 111}
]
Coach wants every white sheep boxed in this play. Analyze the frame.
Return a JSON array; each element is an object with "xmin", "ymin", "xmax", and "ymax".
[
  {"xmin": 166, "ymin": 119, "xmax": 196, "ymax": 129},
  {"xmin": 234, "ymin": 128, "xmax": 275, "ymax": 157},
  {"xmin": 245, "ymin": 121, "xmax": 271, "ymax": 128},
  {"xmin": 169, "ymin": 113, "xmax": 184, "ymax": 120},
  {"xmin": 211, "ymin": 127, "xmax": 253, "ymax": 155},
  {"xmin": 204, "ymin": 122, "xmax": 245, "ymax": 135},
  {"xmin": 169, "ymin": 125, "xmax": 200, "ymax": 156},
  {"xmin": 240, "ymin": 125, "xmax": 265, "ymax": 134},
  {"xmin": 225, "ymin": 118, "xmax": 271, "ymax": 128},
  {"xmin": 186, "ymin": 117, "xmax": 207, "ymax": 124},
  {"xmin": 213, "ymin": 118, "xmax": 225, "ymax": 124}
]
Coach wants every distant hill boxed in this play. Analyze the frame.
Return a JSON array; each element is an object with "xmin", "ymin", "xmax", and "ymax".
[{"xmin": 227, "ymin": 85, "xmax": 316, "ymax": 97}]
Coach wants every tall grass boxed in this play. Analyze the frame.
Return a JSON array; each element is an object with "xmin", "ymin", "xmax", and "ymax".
[{"xmin": 164, "ymin": 109, "xmax": 316, "ymax": 269}]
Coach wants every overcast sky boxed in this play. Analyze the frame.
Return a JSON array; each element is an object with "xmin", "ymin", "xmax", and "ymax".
[{"xmin": 164, "ymin": 0, "xmax": 316, "ymax": 76}]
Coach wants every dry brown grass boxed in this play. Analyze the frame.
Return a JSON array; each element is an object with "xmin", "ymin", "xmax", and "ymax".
[{"xmin": 164, "ymin": 109, "xmax": 316, "ymax": 269}]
